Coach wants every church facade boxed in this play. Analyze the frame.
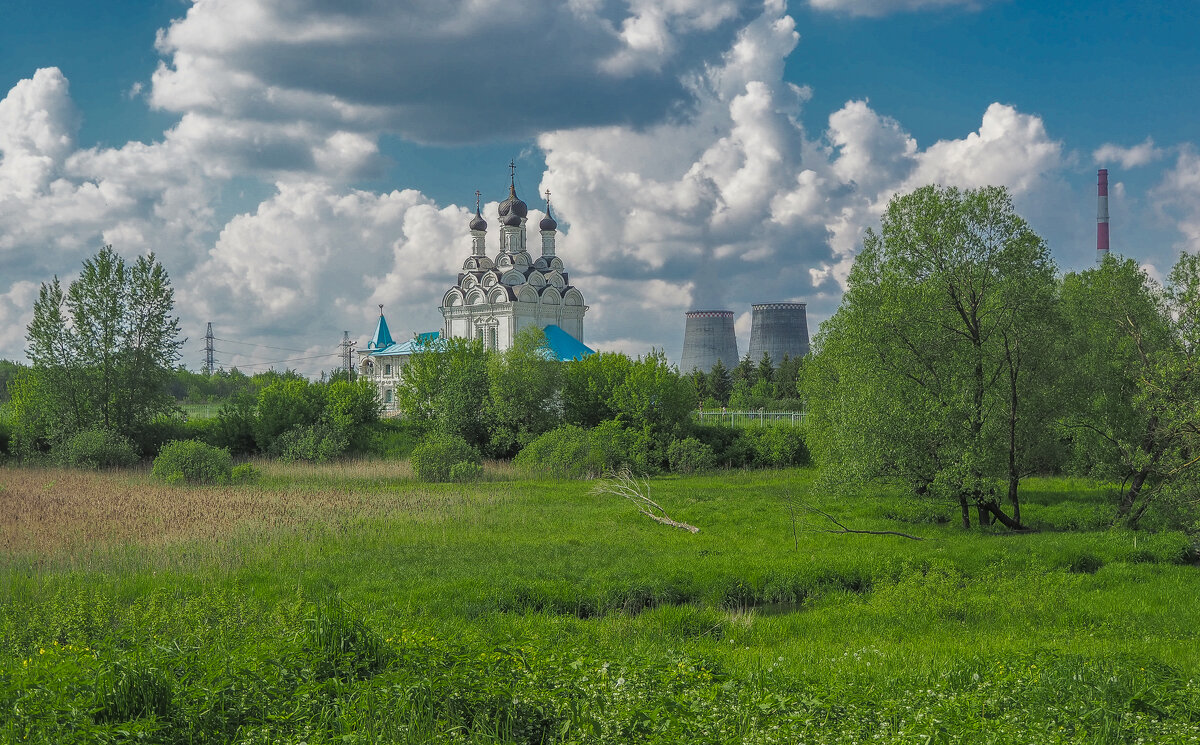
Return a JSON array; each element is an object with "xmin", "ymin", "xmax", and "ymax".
[
  {"xmin": 440, "ymin": 180, "xmax": 586, "ymax": 350},
  {"xmin": 359, "ymin": 174, "xmax": 591, "ymax": 413}
]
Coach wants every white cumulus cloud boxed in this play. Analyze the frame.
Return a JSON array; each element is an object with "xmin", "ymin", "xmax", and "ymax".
[{"xmin": 1093, "ymin": 137, "xmax": 1165, "ymax": 170}]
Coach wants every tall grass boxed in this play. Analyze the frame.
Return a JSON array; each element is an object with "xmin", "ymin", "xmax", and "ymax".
[{"xmin": 1, "ymin": 462, "xmax": 1197, "ymax": 742}]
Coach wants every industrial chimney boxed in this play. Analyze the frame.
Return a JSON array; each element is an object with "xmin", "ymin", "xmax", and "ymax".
[
  {"xmin": 681, "ymin": 310, "xmax": 738, "ymax": 373},
  {"xmin": 747, "ymin": 302, "xmax": 810, "ymax": 365},
  {"xmin": 1097, "ymin": 168, "xmax": 1109, "ymax": 263}
]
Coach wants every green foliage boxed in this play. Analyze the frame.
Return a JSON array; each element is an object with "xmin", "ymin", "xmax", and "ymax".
[
  {"xmin": 275, "ymin": 422, "xmax": 350, "ymax": 463},
  {"xmin": 740, "ymin": 424, "xmax": 810, "ymax": 468},
  {"xmin": 561, "ymin": 352, "xmax": 634, "ymax": 428},
  {"xmin": 23, "ymin": 246, "xmax": 183, "ymax": 443},
  {"xmin": 448, "ymin": 460, "xmax": 483, "ymax": 482},
  {"xmin": 1060, "ymin": 254, "xmax": 1200, "ymax": 529},
  {"xmin": 705, "ymin": 358, "xmax": 732, "ymax": 404},
  {"xmin": 410, "ymin": 433, "xmax": 482, "ymax": 482},
  {"xmin": 0, "ymin": 359, "xmax": 24, "ymax": 404},
  {"xmin": 395, "ymin": 336, "xmax": 494, "ymax": 450},
  {"xmin": 4, "ymin": 471, "xmax": 1200, "ymax": 742},
  {"xmin": 93, "ymin": 659, "xmax": 174, "ymax": 723},
  {"xmin": 611, "ymin": 350, "xmax": 697, "ymax": 439},
  {"xmin": 362, "ymin": 418, "xmax": 420, "ymax": 459},
  {"xmin": 151, "ymin": 440, "xmax": 233, "ymax": 484},
  {"xmin": 667, "ymin": 437, "xmax": 716, "ymax": 474},
  {"xmin": 515, "ymin": 424, "xmax": 597, "ymax": 478},
  {"xmin": 253, "ymin": 379, "xmax": 324, "ymax": 452},
  {"xmin": 213, "ymin": 391, "xmax": 258, "ymax": 455},
  {"xmin": 487, "ymin": 327, "xmax": 562, "ymax": 456},
  {"xmin": 5, "ymin": 367, "xmax": 54, "ymax": 456},
  {"xmin": 804, "ymin": 185, "xmax": 1057, "ymax": 529},
  {"xmin": 231, "ymin": 463, "xmax": 261, "ymax": 484},
  {"xmin": 52, "ymin": 428, "xmax": 140, "ymax": 469}
]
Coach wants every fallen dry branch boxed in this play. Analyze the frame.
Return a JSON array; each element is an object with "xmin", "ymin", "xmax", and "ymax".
[
  {"xmin": 791, "ymin": 499, "xmax": 923, "ymax": 541},
  {"xmin": 591, "ymin": 468, "xmax": 700, "ymax": 533}
]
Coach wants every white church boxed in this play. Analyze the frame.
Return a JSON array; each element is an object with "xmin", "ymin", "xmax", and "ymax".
[{"xmin": 360, "ymin": 171, "xmax": 593, "ymax": 412}]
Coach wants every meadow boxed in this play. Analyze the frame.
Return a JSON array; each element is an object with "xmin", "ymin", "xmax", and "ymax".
[{"xmin": 1, "ymin": 462, "xmax": 1198, "ymax": 743}]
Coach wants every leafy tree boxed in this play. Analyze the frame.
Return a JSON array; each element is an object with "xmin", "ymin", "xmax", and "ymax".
[
  {"xmin": 732, "ymin": 352, "xmax": 756, "ymax": 388},
  {"xmin": 804, "ymin": 185, "xmax": 1056, "ymax": 529},
  {"xmin": 487, "ymin": 327, "xmax": 562, "ymax": 455},
  {"xmin": 611, "ymin": 350, "xmax": 697, "ymax": 439},
  {"xmin": 706, "ymin": 359, "xmax": 732, "ymax": 405},
  {"xmin": 757, "ymin": 353, "xmax": 775, "ymax": 384},
  {"xmin": 561, "ymin": 352, "xmax": 634, "ymax": 427},
  {"xmin": 395, "ymin": 336, "xmax": 493, "ymax": 450},
  {"xmin": 0, "ymin": 359, "xmax": 25, "ymax": 404},
  {"xmin": 20, "ymin": 246, "xmax": 182, "ymax": 447},
  {"xmin": 1060, "ymin": 254, "xmax": 1200, "ymax": 527},
  {"xmin": 253, "ymin": 378, "xmax": 324, "ymax": 452}
]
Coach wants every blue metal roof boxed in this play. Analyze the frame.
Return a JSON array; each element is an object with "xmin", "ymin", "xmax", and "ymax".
[
  {"xmin": 368, "ymin": 314, "xmax": 394, "ymax": 349},
  {"xmin": 368, "ymin": 331, "xmax": 441, "ymax": 357},
  {"xmin": 367, "ymin": 327, "xmax": 592, "ymax": 361},
  {"xmin": 542, "ymin": 325, "xmax": 594, "ymax": 361}
]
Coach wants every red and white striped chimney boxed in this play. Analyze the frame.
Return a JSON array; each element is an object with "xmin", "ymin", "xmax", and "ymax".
[{"xmin": 1097, "ymin": 168, "xmax": 1109, "ymax": 263}]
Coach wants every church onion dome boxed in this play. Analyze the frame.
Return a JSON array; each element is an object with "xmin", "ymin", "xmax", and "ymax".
[
  {"xmin": 497, "ymin": 182, "xmax": 528, "ymax": 219},
  {"xmin": 469, "ymin": 206, "xmax": 487, "ymax": 232},
  {"xmin": 502, "ymin": 211, "xmax": 521, "ymax": 227},
  {"xmin": 539, "ymin": 203, "xmax": 557, "ymax": 231}
]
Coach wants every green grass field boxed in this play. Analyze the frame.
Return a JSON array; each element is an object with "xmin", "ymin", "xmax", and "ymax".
[{"xmin": 1, "ymin": 463, "xmax": 1197, "ymax": 743}]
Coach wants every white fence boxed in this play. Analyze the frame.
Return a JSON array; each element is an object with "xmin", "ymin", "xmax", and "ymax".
[{"xmin": 694, "ymin": 410, "xmax": 805, "ymax": 427}]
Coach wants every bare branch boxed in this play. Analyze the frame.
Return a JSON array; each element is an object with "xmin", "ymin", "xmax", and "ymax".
[{"xmin": 591, "ymin": 469, "xmax": 700, "ymax": 533}]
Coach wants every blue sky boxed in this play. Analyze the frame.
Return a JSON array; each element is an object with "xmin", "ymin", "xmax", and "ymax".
[{"xmin": 1, "ymin": 0, "xmax": 1197, "ymax": 372}]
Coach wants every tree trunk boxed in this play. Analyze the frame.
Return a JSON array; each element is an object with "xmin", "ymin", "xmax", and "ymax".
[
  {"xmin": 1117, "ymin": 468, "xmax": 1150, "ymax": 518},
  {"xmin": 983, "ymin": 500, "xmax": 1028, "ymax": 531},
  {"xmin": 958, "ymin": 495, "xmax": 971, "ymax": 529},
  {"xmin": 976, "ymin": 501, "xmax": 992, "ymax": 527},
  {"xmin": 1008, "ymin": 475, "xmax": 1021, "ymax": 525}
]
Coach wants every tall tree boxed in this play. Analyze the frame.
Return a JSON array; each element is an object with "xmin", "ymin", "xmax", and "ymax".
[
  {"xmin": 21, "ymin": 246, "xmax": 182, "ymax": 447},
  {"xmin": 706, "ymin": 359, "xmax": 732, "ymax": 405},
  {"xmin": 804, "ymin": 185, "xmax": 1057, "ymax": 529},
  {"xmin": 1060, "ymin": 255, "xmax": 1200, "ymax": 526},
  {"xmin": 487, "ymin": 326, "xmax": 562, "ymax": 455}
]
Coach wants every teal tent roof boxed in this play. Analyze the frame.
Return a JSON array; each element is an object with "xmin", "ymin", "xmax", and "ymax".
[
  {"xmin": 369, "ymin": 313, "xmax": 394, "ymax": 350},
  {"xmin": 542, "ymin": 325, "xmax": 594, "ymax": 361},
  {"xmin": 368, "ymin": 331, "xmax": 441, "ymax": 357},
  {"xmin": 367, "ymin": 327, "xmax": 592, "ymax": 361}
]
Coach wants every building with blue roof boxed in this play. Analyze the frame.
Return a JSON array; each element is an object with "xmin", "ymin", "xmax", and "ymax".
[{"xmin": 359, "ymin": 169, "xmax": 593, "ymax": 414}]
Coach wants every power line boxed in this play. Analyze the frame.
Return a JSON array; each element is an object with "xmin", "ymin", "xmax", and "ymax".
[
  {"xmin": 224, "ymin": 352, "xmax": 342, "ymax": 369},
  {"xmin": 212, "ymin": 337, "xmax": 313, "ymax": 354}
]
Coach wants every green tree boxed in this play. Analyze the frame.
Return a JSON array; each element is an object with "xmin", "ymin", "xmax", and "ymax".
[
  {"xmin": 611, "ymin": 350, "xmax": 697, "ymax": 437},
  {"xmin": 21, "ymin": 246, "xmax": 183, "ymax": 447},
  {"xmin": 395, "ymin": 335, "xmax": 493, "ymax": 450},
  {"xmin": 756, "ymin": 353, "xmax": 774, "ymax": 384},
  {"xmin": 0, "ymin": 359, "xmax": 25, "ymax": 404},
  {"xmin": 1060, "ymin": 254, "xmax": 1200, "ymax": 527},
  {"xmin": 561, "ymin": 351, "xmax": 633, "ymax": 427},
  {"xmin": 706, "ymin": 359, "xmax": 732, "ymax": 405},
  {"xmin": 804, "ymin": 185, "xmax": 1056, "ymax": 529},
  {"xmin": 487, "ymin": 327, "xmax": 562, "ymax": 455},
  {"xmin": 732, "ymin": 352, "xmax": 756, "ymax": 387}
]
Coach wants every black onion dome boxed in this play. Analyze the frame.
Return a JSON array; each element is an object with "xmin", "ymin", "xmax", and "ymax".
[
  {"xmin": 502, "ymin": 212, "xmax": 521, "ymax": 227},
  {"xmin": 469, "ymin": 207, "xmax": 487, "ymax": 232},
  {"xmin": 497, "ymin": 182, "xmax": 528, "ymax": 220},
  {"xmin": 539, "ymin": 203, "xmax": 557, "ymax": 231}
]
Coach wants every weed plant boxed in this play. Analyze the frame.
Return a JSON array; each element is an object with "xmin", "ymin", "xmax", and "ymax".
[{"xmin": 0, "ymin": 464, "xmax": 1198, "ymax": 742}]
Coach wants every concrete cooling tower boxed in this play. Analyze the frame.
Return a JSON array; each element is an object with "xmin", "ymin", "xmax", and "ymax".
[
  {"xmin": 747, "ymin": 302, "xmax": 810, "ymax": 363},
  {"xmin": 681, "ymin": 310, "xmax": 739, "ymax": 372}
]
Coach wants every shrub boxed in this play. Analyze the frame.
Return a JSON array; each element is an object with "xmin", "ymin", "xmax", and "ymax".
[
  {"xmin": 448, "ymin": 461, "xmax": 483, "ymax": 482},
  {"xmin": 410, "ymin": 433, "xmax": 481, "ymax": 482},
  {"xmin": 152, "ymin": 440, "xmax": 233, "ymax": 484},
  {"xmin": 0, "ymin": 418, "xmax": 13, "ymax": 457},
  {"xmin": 667, "ymin": 437, "xmax": 716, "ymax": 474},
  {"xmin": 515, "ymin": 425, "xmax": 595, "ymax": 479},
  {"xmin": 231, "ymin": 463, "xmax": 261, "ymax": 484},
  {"xmin": 363, "ymin": 419, "xmax": 420, "ymax": 459},
  {"xmin": 742, "ymin": 424, "xmax": 810, "ymax": 468},
  {"xmin": 275, "ymin": 423, "xmax": 349, "ymax": 463},
  {"xmin": 54, "ymin": 429, "xmax": 140, "ymax": 469}
]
